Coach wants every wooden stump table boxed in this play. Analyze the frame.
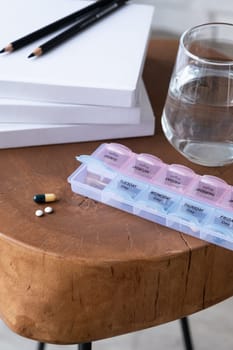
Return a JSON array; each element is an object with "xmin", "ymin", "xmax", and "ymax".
[{"xmin": 0, "ymin": 40, "xmax": 233, "ymax": 345}]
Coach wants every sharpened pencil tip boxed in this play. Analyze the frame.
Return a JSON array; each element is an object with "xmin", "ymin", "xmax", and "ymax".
[
  {"xmin": 28, "ymin": 47, "xmax": 42, "ymax": 58},
  {"xmin": 28, "ymin": 52, "xmax": 35, "ymax": 58},
  {"xmin": 0, "ymin": 44, "xmax": 13, "ymax": 53}
]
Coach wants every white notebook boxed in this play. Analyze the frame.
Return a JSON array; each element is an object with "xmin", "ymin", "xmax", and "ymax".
[
  {"xmin": 0, "ymin": 83, "xmax": 155, "ymax": 148},
  {"xmin": 0, "ymin": 88, "xmax": 143, "ymax": 125},
  {"xmin": 0, "ymin": 0, "xmax": 154, "ymax": 107}
]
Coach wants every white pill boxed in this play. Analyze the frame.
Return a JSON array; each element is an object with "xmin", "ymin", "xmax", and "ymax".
[
  {"xmin": 44, "ymin": 206, "xmax": 53, "ymax": 214},
  {"xmin": 35, "ymin": 209, "xmax": 44, "ymax": 217}
]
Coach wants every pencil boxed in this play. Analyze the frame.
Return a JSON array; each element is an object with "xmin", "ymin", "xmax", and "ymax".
[
  {"xmin": 28, "ymin": 0, "xmax": 128, "ymax": 58},
  {"xmin": 0, "ymin": 0, "xmax": 112, "ymax": 53}
]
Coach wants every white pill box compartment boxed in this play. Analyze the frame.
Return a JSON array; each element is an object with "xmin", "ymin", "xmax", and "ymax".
[{"xmin": 68, "ymin": 143, "xmax": 233, "ymax": 251}]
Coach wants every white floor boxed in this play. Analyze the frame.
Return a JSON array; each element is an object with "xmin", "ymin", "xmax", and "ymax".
[{"xmin": 1, "ymin": 297, "xmax": 233, "ymax": 350}]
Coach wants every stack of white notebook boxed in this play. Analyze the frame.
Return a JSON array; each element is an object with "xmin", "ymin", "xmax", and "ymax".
[{"xmin": 0, "ymin": 0, "xmax": 155, "ymax": 148}]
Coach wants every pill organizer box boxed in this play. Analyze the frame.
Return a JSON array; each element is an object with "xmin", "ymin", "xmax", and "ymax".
[{"xmin": 68, "ymin": 143, "xmax": 233, "ymax": 251}]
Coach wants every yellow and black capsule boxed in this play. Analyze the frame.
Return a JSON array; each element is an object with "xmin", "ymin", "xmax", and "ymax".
[{"xmin": 33, "ymin": 193, "xmax": 57, "ymax": 203}]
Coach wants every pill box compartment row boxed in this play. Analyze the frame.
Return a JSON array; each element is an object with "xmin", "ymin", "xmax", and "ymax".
[{"xmin": 68, "ymin": 143, "xmax": 233, "ymax": 251}]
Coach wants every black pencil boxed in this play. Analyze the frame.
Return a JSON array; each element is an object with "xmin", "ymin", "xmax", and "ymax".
[
  {"xmin": 28, "ymin": 0, "xmax": 128, "ymax": 58},
  {"xmin": 0, "ymin": 0, "xmax": 112, "ymax": 53}
]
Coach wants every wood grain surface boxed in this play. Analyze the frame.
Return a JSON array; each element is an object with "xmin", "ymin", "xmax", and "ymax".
[{"xmin": 0, "ymin": 40, "xmax": 233, "ymax": 345}]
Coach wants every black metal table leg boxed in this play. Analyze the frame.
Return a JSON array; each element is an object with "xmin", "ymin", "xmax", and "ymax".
[
  {"xmin": 37, "ymin": 343, "xmax": 46, "ymax": 350},
  {"xmin": 37, "ymin": 341, "xmax": 92, "ymax": 350},
  {"xmin": 180, "ymin": 317, "xmax": 194, "ymax": 350},
  {"xmin": 78, "ymin": 342, "xmax": 92, "ymax": 350}
]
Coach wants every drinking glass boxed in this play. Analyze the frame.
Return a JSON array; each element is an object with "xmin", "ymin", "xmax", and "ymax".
[{"xmin": 161, "ymin": 23, "xmax": 233, "ymax": 166}]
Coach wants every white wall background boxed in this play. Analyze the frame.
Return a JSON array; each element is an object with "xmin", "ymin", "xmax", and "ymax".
[{"xmin": 134, "ymin": 0, "xmax": 233, "ymax": 37}]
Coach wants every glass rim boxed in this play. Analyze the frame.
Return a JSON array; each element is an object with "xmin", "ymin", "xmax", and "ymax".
[{"xmin": 180, "ymin": 22, "xmax": 233, "ymax": 66}]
